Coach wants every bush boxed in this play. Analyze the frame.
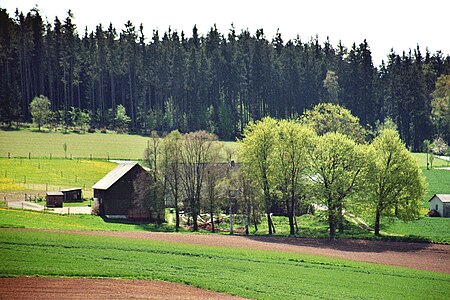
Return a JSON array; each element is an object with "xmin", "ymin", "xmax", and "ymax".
[{"xmin": 87, "ymin": 127, "xmax": 96, "ymax": 133}]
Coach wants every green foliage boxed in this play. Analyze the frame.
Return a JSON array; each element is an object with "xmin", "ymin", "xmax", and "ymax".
[
  {"xmin": 366, "ymin": 129, "xmax": 427, "ymax": 235},
  {"xmin": 322, "ymin": 70, "xmax": 340, "ymax": 103},
  {"xmin": 29, "ymin": 95, "xmax": 52, "ymax": 131},
  {"xmin": 238, "ymin": 117, "xmax": 277, "ymax": 233},
  {"xmin": 301, "ymin": 103, "xmax": 366, "ymax": 142},
  {"xmin": 69, "ymin": 107, "xmax": 91, "ymax": 131},
  {"xmin": 1, "ymin": 230, "xmax": 449, "ymax": 300},
  {"xmin": 431, "ymin": 74, "xmax": 450, "ymax": 144},
  {"xmin": 114, "ymin": 104, "xmax": 131, "ymax": 133},
  {"xmin": 272, "ymin": 120, "xmax": 316, "ymax": 235},
  {"xmin": 309, "ymin": 132, "xmax": 367, "ymax": 238}
]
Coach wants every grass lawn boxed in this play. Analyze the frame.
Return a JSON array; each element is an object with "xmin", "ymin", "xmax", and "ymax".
[
  {"xmin": 0, "ymin": 208, "xmax": 180, "ymax": 232},
  {"xmin": 383, "ymin": 217, "xmax": 450, "ymax": 244},
  {"xmin": 421, "ymin": 168, "xmax": 450, "ymax": 204},
  {"xmin": 0, "ymin": 158, "xmax": 116, "ymax": 191},
  {"xmin": 0, "ymin": 128, "xmax": 239, "ymax": 160},
  {"xmin": 1, "ymin": 229, "xmax": 448, "ymax": 299},
  {"xmin": 411, "ymin": 153, "xmax": 449, "ymax": 168}
]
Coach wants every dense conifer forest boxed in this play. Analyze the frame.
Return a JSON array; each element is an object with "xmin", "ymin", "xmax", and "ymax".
[{"xmin": 1, "ymin": 7, "xmax": 449, "ymax": 149}]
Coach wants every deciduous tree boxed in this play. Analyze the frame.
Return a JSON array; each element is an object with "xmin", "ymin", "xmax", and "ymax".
[
  {"xmin": 272, "ymin": 120, "xmax": 315, "ymax": 235},
  {"xmin": 366, "ymin": 129, "xmax": 426, "ymax": 236},
  {"xmin": 301, "ymin": 103, "xmax": 366, "ymax": 142},
  {"xmin": 239, "ymin": 117, "xmax": 277, "ymax": 234},
  {"xmin": 30, "ymin": 95, "xmax": 51, "ymax": 130},
  {"xmin": 309, "ymin": 132, "xmax": 367, "ymax": 238},
  {"xmin": 179, "ymin": 130, "xmax": 217, "ymax": 231}
]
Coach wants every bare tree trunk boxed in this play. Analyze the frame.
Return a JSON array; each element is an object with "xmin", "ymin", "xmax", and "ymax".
[
  {"xmin": 374, "ymin": 209, "xmax": 381, "ymax": 236},
  {"xmin": 328, "ymin": 198, "xmax": 336, "ymax": 239}
]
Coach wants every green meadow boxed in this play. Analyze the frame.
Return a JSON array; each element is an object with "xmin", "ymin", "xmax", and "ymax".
[
  {"xmin": 1, "ymin": 229, "xmax": 448, "ymax": 300},
  {"xmin": 0, "ymin": 128, "xmax": 238, "ymax": 160},
  {"xmin": 1, "ymin": 208, "xmax": 449, "ymax": 243},
  {"xmin": 0, "ymin": 157, "xmax": 116, "ymax": 192}
]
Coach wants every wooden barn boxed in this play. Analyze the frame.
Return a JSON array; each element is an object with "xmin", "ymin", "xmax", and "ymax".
[
  {"xmin": 92, "ymin": 163, "xmax": 152, "ymax": 220},
  {"xmin": 46, "ymin": 191, "xmax": 63, "ymax": 208},
  {"xmin": 61, "ymin": 188, "xmax": 82, "ymax": 202},
  {"xmin": 429, "ymin": 194, "xmax": 450, "ymax": 217}
]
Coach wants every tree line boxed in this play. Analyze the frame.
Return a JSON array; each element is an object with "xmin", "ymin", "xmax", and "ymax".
[
  {"xmin": 137, "ymin": 103, "xmax": 426, "ymax": 238},
  {"xmin": 1, "ymin": 7, "xmax": 449, "ymax": 149}
]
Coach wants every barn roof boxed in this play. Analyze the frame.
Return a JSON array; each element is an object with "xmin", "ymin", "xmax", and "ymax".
[
  {"xmin": 93, "ymin": 163, "xmax": 139, "ymax": 190},
  {"xmin": 429, "ymin": 194, "xmax": 450, "ymax": 203},
  {"xmin": 61, "ymin": 187, "xmax": 82, "ymax": 192},
  {"xmin": 46, "ymin": 191, "xmax": 63, "ymax": 196}
]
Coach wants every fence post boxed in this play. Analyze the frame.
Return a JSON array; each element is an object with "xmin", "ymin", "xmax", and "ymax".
[
  {"xmin": 8, "ymin": 152, "xmax": 10, "ymax": 159},
  {"xmin": 29, "ymin": 152, "xmax": 31, "ymax": 159}
]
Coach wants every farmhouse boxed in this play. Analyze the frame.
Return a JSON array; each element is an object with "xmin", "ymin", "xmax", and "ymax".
[
  {"xmin": 46, "ymin": 191, "xmax": 63, "ymax": 208},
  {"xmin": 61, "ymin": 188, "xmax": 82, "ymax": 202},
  {"xmin": 429, "ymin": 194, "xmax": 450, "ymax": 217},
  {"xmin": 92, "ymin": 163, "xmax": 153, "ymax": 220}
]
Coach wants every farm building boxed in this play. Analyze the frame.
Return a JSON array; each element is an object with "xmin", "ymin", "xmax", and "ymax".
[
  {"xmin": 429, "ymin": 194, "xmax": 450, "ymax": 217},
  {"xmin": 61, "ymin": 188, "xmax": 82, "ymax": 202},
  {"xmin": 46, "ymin": 191, "xmax": 63, "ymax": 208},
  {"xmin": 93, "ymin": 162, "xmax": 161, "ymax": 221}
]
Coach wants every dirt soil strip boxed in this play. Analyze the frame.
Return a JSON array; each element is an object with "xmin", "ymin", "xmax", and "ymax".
[
  {"xmin": 4, "ymin": 228, "xmax": 450, "ymax": 273},
  {"xmin": 0, "ymin": 277, "xmax": 246, "ymax": 300}
]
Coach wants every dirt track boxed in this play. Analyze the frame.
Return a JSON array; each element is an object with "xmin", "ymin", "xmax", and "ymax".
[{"xmin": 0, "ymin": 277, "xmax": 245, "ymax": 300}]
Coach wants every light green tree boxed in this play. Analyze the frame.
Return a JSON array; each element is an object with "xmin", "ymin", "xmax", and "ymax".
[
  {"xmin": 238, "ymin": 117, "xmax": 277, "ymax": 234},
  {"xmin": 301, "ymin": 103, "xmax": 366, "ymax": 143},
  {"xmin": 366, "ymin": 129, "xmax": 426, "ymax": 236},
  {"xmin": 309, "ymin": 132, "xmax": 367, "ymax": 238},
  {"xmin": 323, "ymin": 70, "xmax": 340, "ymax": 103},
  {"xmin": 272, "ymin": 120, "xmax": 315, "ymax": 235},
  {"xmin": 30, "ymin": 95, "xmax": 52, "ymax": 131},
  {"xmin": 114, "ymin": 104, "xmax": 131, "ymax": 133}
]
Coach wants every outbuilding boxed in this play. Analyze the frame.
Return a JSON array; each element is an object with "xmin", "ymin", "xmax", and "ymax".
[
  {"xmin": 429, "ymin": 194, "xmax": 450, "ymax": 217},
  {"xmin": 46, "ymin": 191, "xmax": 63, "ymax": 208},
  {"xmin": 61, "ymin": 188, "xmax": 82, "ymax": 202},
  {"xmin": 92, "ymin": 163, "xmax": 154, "ymax": 220}
]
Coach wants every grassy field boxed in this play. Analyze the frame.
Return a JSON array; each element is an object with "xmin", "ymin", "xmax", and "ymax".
[
  {"xmin": 383, "ymin": 217, "xmax": 450, "ymax": 244},
  {"xmin": 1, "ymin": 229, "xmax": 448, "ymax": 300},
  {"xmin": 1, "ymin": 208, "xmax": 449, "ymax": 243},
  {"xmin": 422, "ymin": 168, "xmax": 450, "ymax": 202},
  {"xmin": 0, "ymin": 158, "xmax": 116, "ymax": 196},
  {"xmin": 0, "ymin": 128, "xmax": 238, "ymax": 160},
  {"xmin": 411, "ymin": 152, "xmax": 449, "ymax": 168},
  {"xmin": 0, "ymin": 208, "xmax": 179, "ymax": 232}
]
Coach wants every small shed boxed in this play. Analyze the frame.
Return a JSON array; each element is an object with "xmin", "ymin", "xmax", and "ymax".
[
  {"xmin": 46, "ymin": 191, "xmax": 63, "ymax": 208},
  {"xmin": 429, "ymin": 194, "xmax": 450, "ymax": 217},
  {"xmin": 61, "ymin": 188, "xmax": 83, "ymax": 202}
]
